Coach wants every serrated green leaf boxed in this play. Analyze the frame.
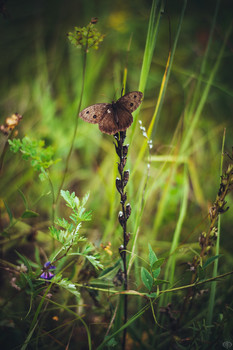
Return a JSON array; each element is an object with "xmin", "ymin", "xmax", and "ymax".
[
  {"xmin": 61, "ymin": 190, "xmax": 77, "ymax": 210},
  {"xmin": 55, "ymin": 277, "xmax": 80, "ymax": 298},
  {"xmin": 203, "ymin": 255, "xmax": 222, "ymax": 269},
  {"xmin": 55, "ymin": 218, "xmax": 71, "ymax": 230},
  {"xmin": 148, "ymin": 243, "xmax": 158, "ymax": 267},
  {"xmin": 79, "ymin": 211, "xmax": 92, "ymax": 221},
  {"xmin": 21, "ymin": 210, "xmax": 39, "ymax": 218},
  {"xmin": 85, "ymin": 255, "xmax": 103, "ymax": 270},
  {"xmin": 141, "ymin": 267, "xmax": 153, "ymax": 291},
  {"xmin": 81, "ymin": 192, "xmax": 89, "ymax": 207}
]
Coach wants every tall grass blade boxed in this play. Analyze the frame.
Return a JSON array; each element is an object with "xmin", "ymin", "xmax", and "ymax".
[
  {"xmin": 130, "ymin": 0, "xmax": 164, "ymax": 139},
  {"xmin": 159, "ymin": 164, "xmax": 189, "ymax": 309},
  {"xmin": 132, "ymin": 0, "xmax": 187, "ymax": 176},
  {"xmin": 181, "ymin": 22, "xmax": 232, "ymax": 153}
]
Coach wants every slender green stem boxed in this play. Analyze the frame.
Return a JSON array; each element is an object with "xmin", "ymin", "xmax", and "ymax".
[
  {"xmin": 56, "ymin": 44, "xmax": 88, "ymax": 203},
  {"xmin": 46, "ymin": 172, "xmax": 55, "ymax": 226}
]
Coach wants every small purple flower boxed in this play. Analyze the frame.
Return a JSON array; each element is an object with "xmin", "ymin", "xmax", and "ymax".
[{"xmin": 40, "ymin": 261, "xmax": 56, "ymax": 280}]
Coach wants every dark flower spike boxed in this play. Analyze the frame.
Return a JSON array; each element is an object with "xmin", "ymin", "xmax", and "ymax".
[{"xmin": 40, "ymin": 261, "xmax": 56, "ymax": 280}]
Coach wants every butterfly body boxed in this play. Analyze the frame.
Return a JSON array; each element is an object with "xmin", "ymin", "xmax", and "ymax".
[{"xmin": 79, "ymin": 91, "xmax": 143, "ymax": 135}]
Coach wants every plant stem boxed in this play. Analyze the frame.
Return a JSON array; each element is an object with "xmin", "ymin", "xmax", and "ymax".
[{"xmin": 56, "ymin": 37, "xmax": 89, "ymax": 203}]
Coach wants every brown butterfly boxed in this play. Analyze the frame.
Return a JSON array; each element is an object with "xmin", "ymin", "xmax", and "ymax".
[{"xmin": 79, "ymin": 91, "xmax": 143, "ymax": 135}]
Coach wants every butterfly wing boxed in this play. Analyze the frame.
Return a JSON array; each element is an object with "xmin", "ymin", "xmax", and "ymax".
[
  {"xmin": 98, "ymin": 107, "xmax": 121, "ymax": 135},
  {"xmin": 116, "ymin": 91, "xmax": 143, "ymax": 113},
  {"xmin": 106, "ymin": 106, "xmax": 133, "ymax": 134},
  {"xmin": 79, "ymin": 103, "xmax": 110, "ymax": 124}
]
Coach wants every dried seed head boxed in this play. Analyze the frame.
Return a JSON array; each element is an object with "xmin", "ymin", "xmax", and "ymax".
[
  {"xmin": 126, "ymin": 203, "xmax": 131, "ymax": 219},
  {"xmin": 118, "ymin": 162, "xmax": 124, "ymax": 173},
  {"xmin": 90, "ymin": 17, "xmax": 98, "ymax": 24},
  {"xmin": 123, "ymin": 170, "xmax": 130, "ymax": 187},
  {"xmin": 114, "ymin": 143, "xmax": 121, "ymax": 157},
  {"xmin": 119, "ymin": 245, "xmax": 124, "ymax": 256},
  {"xmin": 199, "ymin": 232, "xmax": 206, "ymax": 248},
  {"xmin": 123, "ymin": 144, "xmax": 129, "ymax": 157},
  {"xmin": 122, "ymin": 157, "xmax": 127, "ymax": 168},
  {"xmin": 113, "ymin": 268, "xmax": 124, "ymax": 286},
  {"xmin": 121, "ymin": 193, "xmax": 127, "ymax": 203},
  {"xmin": 118, "ymin": 211, "xmax": 125, "ymax": 227},
  {"xmin": 116, "ymin": 177, "xmax": 122, "ymax": 193},
  {"xmin": 126, "ymin": 232, "xmax": 130, "ymax": 244}
]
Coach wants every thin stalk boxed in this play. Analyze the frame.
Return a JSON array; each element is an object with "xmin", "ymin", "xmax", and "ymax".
[
  {"xmin": 56, "ymin": 44, "xmax": 88, "ymax": 203},
  {"xmin": 46, "ymin": 172, "xmax": 55, "ymax": 226},
  {"xmin": 158, "ymin": 164, "xmax": 189, "ymax": 310}
]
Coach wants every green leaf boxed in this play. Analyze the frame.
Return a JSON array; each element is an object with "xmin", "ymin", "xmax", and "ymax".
[
  {"xmin": 145, "ymin": 292, "xmax": 157, "ymax": 298},
  {"xmin": 152, "ymin": 268, "xmax": 160, "ymax": 279},
  {"xmin": 141, "ymin": 267, "xmax": 153, "ymax": 291},
  {"xmin": 81, "ymin": 192, "xmax": 89, "ymax": 207},
  {"xmin": 54, "ymin": 276, "xmax": 80, "ymax": 298},
  {"xmin": 153, "ymin": 279, "xmax": 169, "ymax": 286},
  {"xmin": 17, "ymin": 188, "xmax": 28, "ymax": 209},
  {"xmin": 84, "ymin": 255, "xmax": 103, "ymax": 270},
  {"xmin": 203, "ymin": 255, "xmax": 222, "ymax": 269},
  {"xmin": 151, "ymin": 258, "xmax": 165, "ymax": 270},
  {"xmin": 9, "ymin": 136, "xmax": 58, "ymax": 175},
  {"xmin": 148, "ymin": 243, "xmax": 158, "ymax": 268},
  {"xmin": 61, "ymin": 190, "xmax": 76, "ymax": 209},
  {"xmin": 3, "ymin": 200, "xmax": 13, "ymax": 223},
  {"xmin": 78, "ymin": 210, "xmax": 92, "ymax": 221},
  {"xmin": 197, "ymin": 266, "xmax": 206, "ymax": 281},
  {"xmin": 21, "ymin": 210, "xmax": 39, "ymax": 218}
]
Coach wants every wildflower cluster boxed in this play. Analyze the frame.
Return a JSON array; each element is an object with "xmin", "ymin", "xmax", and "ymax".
[{"xmin": 67, "ymin": 18, "xmax": 104, "ymax": 52}]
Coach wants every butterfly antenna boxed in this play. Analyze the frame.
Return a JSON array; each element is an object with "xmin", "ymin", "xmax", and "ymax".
[
  {"xmin": 100, "ymin": 93, "xmax": 112, "ymax": 103},
  {"xmin": 121, "ymin": 33, "xmax": 133, "ymax": 97}
]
